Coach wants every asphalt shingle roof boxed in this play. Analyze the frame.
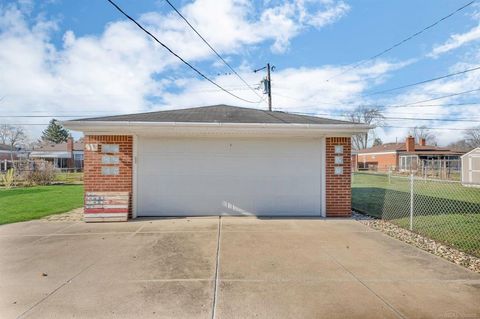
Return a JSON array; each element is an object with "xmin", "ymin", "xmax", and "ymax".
[
  {"xmin": 33, "ymin": 142, "xmax": 84, "ymax": 152},
  {"xmin": 357, "ymin": 142, "xmax": 463, "ymax": 155},
  {"xmin": 75, "ymin": 105, "xmax": 357, "ymax": 125}
]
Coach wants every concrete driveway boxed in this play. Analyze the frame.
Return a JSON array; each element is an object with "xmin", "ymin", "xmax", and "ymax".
[{"xmin": 1, "ymin": 217, "xmax": 479, "ymax": 319}]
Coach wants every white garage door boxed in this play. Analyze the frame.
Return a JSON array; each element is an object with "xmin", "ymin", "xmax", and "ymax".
[{"xmin": 136, "ymin": 137, "xmax": 323, "ymax": 216}]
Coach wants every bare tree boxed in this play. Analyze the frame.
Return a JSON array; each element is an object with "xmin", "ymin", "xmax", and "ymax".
[
  {"xmin": 409, "ymin": 126, "xmax": 437, "ymax": 146},
  {"xmin": 447, "ymin": 139, "xmax": 471, "ymax": 152},
  {"xmin": 0, "ymin": 124, "xmax": 9, "ymax": 145},
  {"xmin": 465, "ymin": 126, "xmax": 480, "ymax": 148},
  {"xmin": 345, "ymin": 106, "xmax": 385, "ymax": 150},
  {"xmin": 0, "ymin": 125, "xmax": 27, "ymax": 162}
]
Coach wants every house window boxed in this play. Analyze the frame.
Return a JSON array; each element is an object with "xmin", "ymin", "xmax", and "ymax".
[
  {"xmin": 101, "ymin": 166, "xmax": 119, "ymax": 176},
  {"xmin": 74, "ymin": 153, "xmax": 84, "ymax": 169},
  {"xmin": 334, "ymin": 145, "xmax": 344, "ymax": 154},
  {"xmin": 334, "ymin": 156, "xmax": 344, "ymax": 165},
  {"xmin": 54, "ymin": 158, "xmax": 68, "ymax": 169},
  {"xmin": 102, "ymin": 144, "xmax": 119, "ymax": 153},
  {"xmin": 399, "ymin": 155, "xmax": 418, "ymax": 171}
]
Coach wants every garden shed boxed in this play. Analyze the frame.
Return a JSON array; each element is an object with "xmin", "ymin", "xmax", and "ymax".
[{"xmin": 461, "ymin": 147, "xmax": 480, "ymax": 186}]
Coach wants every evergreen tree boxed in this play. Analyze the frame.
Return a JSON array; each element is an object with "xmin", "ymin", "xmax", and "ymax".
[
  {"xmin": 41, "ymin": 119, "xmax": 70, "ymax": 144},
  {"xmin": 373, "ymin": 138, "xmax": 383, "ymax": 146}
]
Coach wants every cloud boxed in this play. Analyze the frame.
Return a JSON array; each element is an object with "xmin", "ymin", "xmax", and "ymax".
[
  {"xmin": 375, "ymin": 55, "xmax": 480, "ymax": 145},
  {"xmin": 160, "ymin": 59, "xmax": 410, "ymax": 115},
  {"xmin": 2, "ymin": 0, "xmax": 476, "ymax": 147},
  {"xmin": 0, "ymin": 3, "xmax": 167, "ymax": 140},
  {"xmin": 0, "ymin": 0, "xmax": 352, "ymax": 138},
  {"xmin": 257, "ymin": 0, "xmax": 350, "ymax": 52},
  {"xmin": 301, "ymin": 1, "xmax": 350, "ymax": 28},
  {"xmin": 428, "ymin": 24, "xmax": 480, "ymax": 58}
]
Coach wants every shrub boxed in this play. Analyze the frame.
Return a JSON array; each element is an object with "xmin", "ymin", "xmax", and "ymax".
[
  {"xmin": 23, "ymin": 161, "xmax": 56, "ymax": 186},
  {"xmin": 2, "ymin": 169, "xmax": 15, "ymax": 189}
]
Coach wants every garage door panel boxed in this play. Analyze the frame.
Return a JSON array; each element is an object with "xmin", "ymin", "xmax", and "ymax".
[
  {"xmin": 139, "ymin": 156, "xmax": 319, "ymax": 178},
  {"xmin": 138, "ymin": 195, "xmax": 318, "ymax": 216},
  {"xmin": 139, "ymin": 174, "xmax": 319, "ymax": 196},
  {"xmin": 137, "ymin": 137, "xmax": 322, "ymax": 216}
]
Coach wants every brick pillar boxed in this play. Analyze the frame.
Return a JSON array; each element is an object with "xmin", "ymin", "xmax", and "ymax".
[
  {"xmin": 84, "ymin": 135, "xmax": 133, "ymax": 220},
  {"xmin": 326, "ymin": 137, "xmax": 351, "ymax": 217}
]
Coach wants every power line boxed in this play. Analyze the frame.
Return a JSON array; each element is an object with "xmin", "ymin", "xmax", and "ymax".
[
  {"xmin": 283, "ymin": 88, "xmax": 480, "ymax": 109},
  {"xmin": 388, "ymin": 88, "xmax": 480, "ymax": 108},
  {"xmin": 105, "ymin": 0, "xmax": 260, "ymax": 104},
  {"xmin": 381, "ymin": 126, "xmax": 472, "ymax": 131},
  {"xmin": 4, "ymin": 113, "xmax": 480, "ymax": 123},
  {"xmin": 365, "ymin": 65, "xmax": 480, "ymax": 96},
  {"xmin": 162, "ymin": 0, "xmax": 263, "ymax": 101},
  {"xmin": 274, "ymin": 109, "xmax": 480, "ymax": 123},
  {"xmin": 326, "ymin": 0, "xmax": 475, "ymax": 81},
  {"xmin": 273, "ymin": 90, "xmax": 480, "ymax": 109},
  {"xmin": 0, "ymin": 121, "xmax": 476, "ymax": 131}
]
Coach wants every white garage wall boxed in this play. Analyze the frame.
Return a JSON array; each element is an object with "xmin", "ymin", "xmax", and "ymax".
[{"xmin": 135, "ymin": 136, "xmax": 324, "ymax": 217}]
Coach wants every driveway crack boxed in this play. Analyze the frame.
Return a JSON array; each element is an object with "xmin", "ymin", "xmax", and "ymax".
[
  {"xmin": 16, "ymin": 261, "xmax": 97, "ymax": 319},
  {"xmin": 31, "ymin": 222, "xmax": 80, "ymax": 245},
  {"xmin": 323, "ymin": 250, "xmax": 407, "ymax": 319},
  {"xmin": 211, "ymin": 216, "xmax": 222, "ymax": 319}
]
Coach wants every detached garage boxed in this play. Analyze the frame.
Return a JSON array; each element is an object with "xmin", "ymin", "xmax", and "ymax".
[{"xmin": 64, "ymin": 105, "xmax": 369, "ymax": 221}]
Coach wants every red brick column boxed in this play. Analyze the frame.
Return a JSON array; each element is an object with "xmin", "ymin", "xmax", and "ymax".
[
  {"xmin": 326, "ymin": 137, "xmax": 351, "ymax": 217},
  {"xmin": 84, "ymin": 135, "xmax": 133, "ymax": 217}
]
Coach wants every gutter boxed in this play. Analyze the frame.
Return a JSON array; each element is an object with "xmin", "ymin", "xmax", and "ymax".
[{"xmin": 62, "ymin": 120, "xmax": 372, "ymax": 133}]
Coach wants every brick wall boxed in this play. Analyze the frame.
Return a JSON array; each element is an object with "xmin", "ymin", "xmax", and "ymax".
[
  {"xmin": 326, "ymin": 137, "xmax": 351, "ymax": 217},
  {"xmin": 357, "ymin": 153, "xmax": 398, "ymax": 171},
  {"xmin": 84, "ymin": 135, "xmax": 133, "ymax": 216}
]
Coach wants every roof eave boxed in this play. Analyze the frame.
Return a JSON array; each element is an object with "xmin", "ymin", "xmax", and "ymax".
[{"xmin": 62, "ymin": 120, "xmax": 371, "ymax": 134}]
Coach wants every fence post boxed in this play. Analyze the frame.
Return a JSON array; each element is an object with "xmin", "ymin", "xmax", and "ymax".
[
  {"xmin": 388, "ymin": 169, "xmax": 391, "ymax": 184},
  {"xmin": 410, "ymin": 173, "xmax": 414, "ymax": 231}
]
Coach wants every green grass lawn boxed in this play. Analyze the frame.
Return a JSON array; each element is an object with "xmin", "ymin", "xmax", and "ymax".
[
  {"xmin": 54, "ymin": 172, "xmax": 84, "ymax": 184},
  {"xmin": 352, "ymin": 172, "xmax": 480, "ymax": 256},
  {"xmin": 0, "ymin": 185, "xmax": 84, "ymax": 225},
  {"xmin": 394, "ymin": 214, "xmax": 480, "ymax": 257}
]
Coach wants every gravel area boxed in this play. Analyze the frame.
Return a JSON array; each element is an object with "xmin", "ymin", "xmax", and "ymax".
[
  {"xmin": 41, "ymin": 207, "xmax": 83, "ymax": 222},
  {"xmin": 355, "ymin": 213, "xmax": 480, "ymax": 274}
]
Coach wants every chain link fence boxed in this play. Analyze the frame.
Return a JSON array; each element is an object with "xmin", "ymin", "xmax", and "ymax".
[
  {"xmin": 0, "ymin": 159, "xmax": 83, "ymax": 187},
  {"xmin": 352, "ymin": 172, "xmax": 480, "ymax": 257}
]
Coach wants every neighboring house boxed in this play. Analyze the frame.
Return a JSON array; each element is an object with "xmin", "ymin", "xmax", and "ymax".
[
  {"xmin": 461, "ymin": 148, "xmax": 480, "ymax": 186},
  {"xmin": 29, "ymin": 137, "xmax": 84, "ymax": 170},
  {"xmin": 64, "ymin": 104, "xmax": 369, "ymax": 222},
  {"xmin": 353, "ymin": 136, "xmax": 464, "ymax": 172},
  {"xmin": 0, "ymin": 144, "xmax": 28, "ymax": 171},
  {"xmin": 0, "ymin": 144, "xmax": 15, "ymax": 161}
]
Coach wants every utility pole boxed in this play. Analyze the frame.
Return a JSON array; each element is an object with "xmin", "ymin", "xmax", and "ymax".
[
  {"xmin": 254, "ymin": 63, "xmax": 274, "ymax": 111},
  {"xmin": 266, "ymin": 63, "xmax": 272, "ymax": 111}
]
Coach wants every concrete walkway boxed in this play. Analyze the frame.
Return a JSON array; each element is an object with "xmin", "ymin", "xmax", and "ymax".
[{"xmin": 0, "ymin": 217, "xmax": 479, "ymax": 319}]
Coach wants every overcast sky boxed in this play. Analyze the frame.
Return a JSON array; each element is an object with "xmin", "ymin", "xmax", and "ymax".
[{"xmin": 1, "ymin": 0, "xmax": 480, "ymax": 145}]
